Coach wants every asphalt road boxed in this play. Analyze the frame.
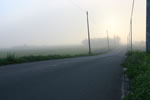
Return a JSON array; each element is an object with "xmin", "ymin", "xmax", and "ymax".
[{"xmin": 0, "ymin": 50, "xmax": 125, "ymax": 100}]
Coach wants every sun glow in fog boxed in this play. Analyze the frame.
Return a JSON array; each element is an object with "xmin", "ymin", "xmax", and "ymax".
[{"xmin": 106, "ymin": 16, "xmax": 120, "ymax": 33}]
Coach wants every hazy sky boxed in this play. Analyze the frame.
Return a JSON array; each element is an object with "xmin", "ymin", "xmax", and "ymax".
[{"xmin": 0, "ymin": 0, "xmax": 146, "ymax": 48}]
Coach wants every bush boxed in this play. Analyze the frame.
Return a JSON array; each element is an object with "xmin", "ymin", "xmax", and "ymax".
[
  {"xmin": 123, "ymin": 51, "xmax": 150, "ymax": 100},
  {"xmin": 124, "ymin": 69, "xmax": 150, "ymax": 100},
  {"xmin": 123, "ymin": 51, "xmax": 147, "ymax": 79}
]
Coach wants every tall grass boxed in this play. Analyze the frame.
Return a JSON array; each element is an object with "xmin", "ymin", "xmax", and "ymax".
[{"xmin": 0, "ymin": 52, "xmax": 104, "ymax": 66}]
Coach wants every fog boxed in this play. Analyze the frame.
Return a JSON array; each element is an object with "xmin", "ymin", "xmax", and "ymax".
[
  {"xmin": 0, "ymin": 0, "xmax": 146, "ymax": 49},
  {"xmin": 0, "ymin": 37, "xmax": 121, "ymax": 58}
]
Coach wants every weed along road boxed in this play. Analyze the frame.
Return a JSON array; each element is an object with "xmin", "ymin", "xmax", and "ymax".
[{"xmin": 0, "ymin": 50, "xmax": 125, "ymax": 100}]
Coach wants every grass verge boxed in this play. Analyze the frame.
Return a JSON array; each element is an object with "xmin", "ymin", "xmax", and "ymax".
[
  {"xmin": 122, "ymin": 51, "xmax": 150, "ymax": 100},
  {"xmin": 0, "ymin": 52, "xmax": 105, "ymax": 66}
]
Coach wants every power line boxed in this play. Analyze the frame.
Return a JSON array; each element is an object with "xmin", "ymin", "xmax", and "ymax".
[
  {"xmin": 66, "ymin": 0, "xmax": 101, "ymax": 35},
  {"xmin": 66, "ymin": 0, "xmax": 86, "ymax": 12}
]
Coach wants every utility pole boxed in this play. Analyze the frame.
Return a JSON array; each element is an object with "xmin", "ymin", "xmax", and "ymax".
[
  {"xmin": 146, "ymin": 0, "xmax": 150, "ymax": 52},
  {"xmin": 130, "ymin": 0, "xmax": 135, "ymax": 51},
  {"xmin": 86, "ymin": 11, "xmax": 92, "ymax": 55},
  {"xmin": 107, "ymin": 30, "xmax": 110, "ymax": 50},
  {"xmin": 127, "ymin": 34, "xmax": 130, "ymax": 50},
  {"xmin": 130, "ymin": 19, "xmax": 133, "ymax": 51},
  {"xmin": 114, "ymin": 35, "xmax": 116, "ymax": 48},
  {"xmin": 127, "ymin": 36, "xmax": 129, "ymax": 50}
]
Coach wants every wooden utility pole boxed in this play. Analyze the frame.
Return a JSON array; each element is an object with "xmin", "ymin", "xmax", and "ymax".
[
  {"xmin": 130, "ymin": 0, "xmax": 135, "ymax": 51},
  {"xmin": 146, "ymin": 0, "xmax": 150, "ymax": 52},
  {"xmin": 86, "ymin": 11, "xmax": 92, "ymax": 55},
  {"xmin": 114, "ymin": 35, "xmax": 116, "ymax": 48},
  {"xmin": 127, "ymin": 36, "xmax": 129, "ymax": 50},
  {"xmin": 130, "ymin": 19, "xmax": 133, "ymax": 51},
  {"xmin": 107, "ymin": 30, "xmax": 110, "ymax": 50}
]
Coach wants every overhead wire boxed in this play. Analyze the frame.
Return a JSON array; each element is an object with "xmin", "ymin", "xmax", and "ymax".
[
  {"xmin": 66, "ymin": 0, "xmax": 86, "ymax": 13},
  {"xmin": 66, "ymin": 0, "xmax": 105, "ymax": 42}
]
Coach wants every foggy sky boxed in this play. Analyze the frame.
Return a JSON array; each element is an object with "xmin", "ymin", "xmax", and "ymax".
[{"xmin": 0, "ymin": 0, "xmax": 146, "ymax": 48}]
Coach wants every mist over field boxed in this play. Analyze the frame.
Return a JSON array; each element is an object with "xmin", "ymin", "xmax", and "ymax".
[
  {"xmin": 0, "ymin": 36, "xmax": 145, "ymax": 58},
  {"xmin": 0, "ymin": 0, "xmax": 148, "ymax": 99},
  {"xmin": 0, "ymin": 0, "xmax": 146, "ymax": 59},
  {"xmin": 0, "ymin": 0, "xmax": 146, "ymax": 48},
  {"xmin": 0, "ymin": 37, "xmax": 119, "ymax": 58}
]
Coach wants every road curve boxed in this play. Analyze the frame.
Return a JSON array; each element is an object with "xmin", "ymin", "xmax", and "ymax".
[{"xmin": 0, "ymin": 50, "xmax": 125, "ymax": 100}]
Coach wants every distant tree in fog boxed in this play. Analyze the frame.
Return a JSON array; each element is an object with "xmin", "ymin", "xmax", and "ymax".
[{"xmin": 81, "ymin": 37, "xmax": 121, "ymax": 49}]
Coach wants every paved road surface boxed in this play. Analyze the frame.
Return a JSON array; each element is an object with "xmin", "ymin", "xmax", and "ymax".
[{"xmin": 0, "ymin": 50, "xmax": 125, "ymax": 100}]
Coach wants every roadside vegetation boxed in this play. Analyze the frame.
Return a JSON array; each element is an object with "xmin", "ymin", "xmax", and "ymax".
[
  {"xmin": 0, "ymin": 52, "xmax": 105, "ymax": 66},
  {"xmin": 122, "ymin": 51, "xmax": 150, "ymax": 100}
]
